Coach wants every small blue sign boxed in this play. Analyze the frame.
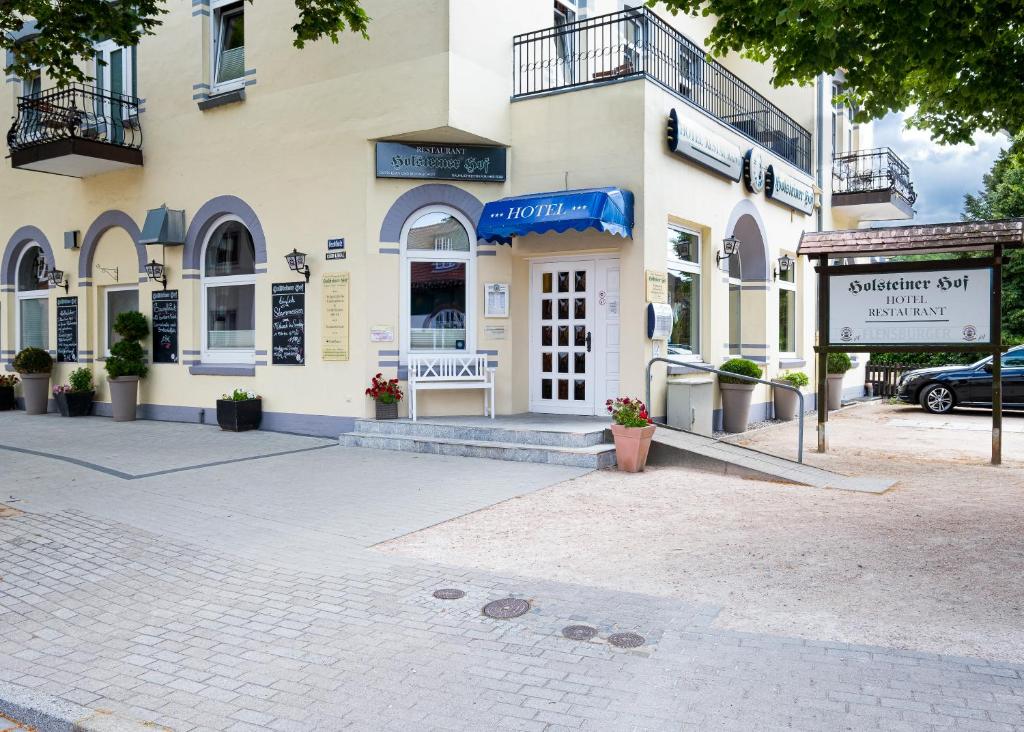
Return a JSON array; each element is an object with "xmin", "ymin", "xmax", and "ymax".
[{"xmin": 327, "ymin": 238, "xmax": 345, "ymax": 251}]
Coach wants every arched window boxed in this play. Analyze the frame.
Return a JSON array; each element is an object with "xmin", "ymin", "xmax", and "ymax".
[
  {"xmin": 201, "ymin": 217, "xmax": 256, "ymax": 363},
  {"xmin": 401, "ymin": 207, "xmax": 475, "ymax": 354},
  {"xmin": 15, "ymin": 244, "xmax": 49, "ymax": 350}
]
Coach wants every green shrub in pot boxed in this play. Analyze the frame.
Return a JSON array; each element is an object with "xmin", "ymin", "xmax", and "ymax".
[
  {"xmin": 827, "ymin": 352, "xmax": 853, "ymax": 374},
  {"xmin": 13, "ymin": 347, "xmax": 53, "ymax": 414},
  {"xmin": 54, "ymin": 367, "xmax": 96, "ymax": 417},
  {"xmin": 718, "ymin": 358, "xmax": 762, "ymax": 432},
  {"xmin": 105, "ymin": 311, "xmax": 149, "ymax": 422},
  {"xmin": 773, "ymin": 370, "xmax": 808, "ymax": 421},
  {"xmin": 718, "ymin": 358, "xmax": 763, "ymax": 384},
  {"xmin": 826, "ymin": 352, "xmax": 853, "ymax": 410}
]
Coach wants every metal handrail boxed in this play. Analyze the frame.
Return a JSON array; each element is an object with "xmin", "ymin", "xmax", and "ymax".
[{"xmin": 645, "ymin": 357, "xmax": 805, "ymax": 463}]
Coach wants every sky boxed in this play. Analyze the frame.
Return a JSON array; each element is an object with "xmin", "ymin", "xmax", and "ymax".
[{"xmin": 872, "ymin": 111, "xmax": 1010, "ymax": 224}]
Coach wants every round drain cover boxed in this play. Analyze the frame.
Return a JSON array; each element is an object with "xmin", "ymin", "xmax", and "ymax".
[
  {"xmin": 432, "ymin": 588, "xmax": 465, "ymax": 600},
  {"xmin": 482, "ymin": 597, "xmax": 530, "ymax": 619},
  {"xmin": 608, "ymin": 632, "xmax": 645, "ymax": 648},
  {"xmin": 561, "ymin": 625, "xmax": 597, "ymax": 641}
]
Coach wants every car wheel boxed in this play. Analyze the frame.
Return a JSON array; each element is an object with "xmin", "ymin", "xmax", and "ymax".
[{"xmin": 920, "ymin": 384, "xmax": 955, "ymax": 414}]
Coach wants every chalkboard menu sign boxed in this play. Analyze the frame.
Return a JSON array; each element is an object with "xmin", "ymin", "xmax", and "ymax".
[
  {"xmin": 271, "ymin": 282, "xmax": 305, "ymax": 365},
  {"xmin": 152, "ymin": 290, "xmax": 179, "ymax": 364},
  {"xmin": 56, "ymin": 297, "xmax": 78, "ymax": 363}
]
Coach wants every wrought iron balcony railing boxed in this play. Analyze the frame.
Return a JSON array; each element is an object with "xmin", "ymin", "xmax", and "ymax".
[
  {"xmin": 7, "ymin": 83, "xmax": 142, "ymax": 154},
  {"xmin": 512, "ymin": 7, "xmax": 812, "ymax": 174},
  {"xmin": 833, "ymin": 147, "xmax": 916, "ymax": 205}
]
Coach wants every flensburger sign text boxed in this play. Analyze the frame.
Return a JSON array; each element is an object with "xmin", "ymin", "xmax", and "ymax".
[{"xmin": 766, "ymin": 165, "xmax": 814, "ymax": 215}]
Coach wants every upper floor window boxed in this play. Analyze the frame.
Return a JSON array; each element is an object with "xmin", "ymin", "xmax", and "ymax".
[
  {"xmin": 666, "ymin": 225, "xmax": 701, "ymax": 357},
  {"xmin": 213, "ymin": 0, "xmax": 245, "ymax": 92}
]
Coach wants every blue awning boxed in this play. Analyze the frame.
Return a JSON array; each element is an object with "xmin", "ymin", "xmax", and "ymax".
[{"xmin": 477, "ymin": 187, "xmax": 634, "ymax": 244}]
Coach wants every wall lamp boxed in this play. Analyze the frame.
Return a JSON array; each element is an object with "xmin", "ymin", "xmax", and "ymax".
[
  {"xmin": 285, "ymin": 248, "xmax": 310, "ymax": 283},
  {"xmin": 773, "ymin": 254, "xmax": 795, "ymax": 281},
  {"xmin": 47, "ymin": 267, "xmax": 69, "ymax": 293},
  {"xmin": 145, "ymin": 258, "xmax": 168, "ymax": 289},
  {"xmin": 717, "ymin": 234, "xmax": 741, "ymax": 266}
]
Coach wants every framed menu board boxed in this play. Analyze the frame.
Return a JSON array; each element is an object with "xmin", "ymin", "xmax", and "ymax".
[
  {"xmin": 322, "ymin": 272, "xmax": 350, "ymax": 361},
  {"xmin": 271, "ymin": 282, "xmax": 305, "ymax": 365},
  {"xmin": 56, "ymin": 297, "xmax": 78, "ymax": 363},
  {"xmin": 152, "ymin": 290, "xmax": 179, "ymax": 364}
]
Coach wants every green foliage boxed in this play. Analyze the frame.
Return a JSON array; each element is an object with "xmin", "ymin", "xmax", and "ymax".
[
  {"xmin": 652, "ymin": 0, "xmax": 1024, "ymax": 144},
  {"xmin": 2, "ymin": 1, "xmax": 369, "ymax": 87},
  {"xmin": 13, "ymin": 347, "xmax": 52, "ymax": 374},
  {"xmin": 222, "ymin": 388, "xmax": 260, "ymax": 401},
  {"xmin": 105, "ymin": 311, "xmax": 149, "ymax": 380},
  {"xmin": 826, "ymin": 352, "xmax": 852, "ymax": 374},
  {"xmin": 68, "ymin": 367, "xmax": 94, "ymax": 393},
  {"xmin": 718, "ymin": 358, "xmax": 762, "ymax": 384},
  {"xmin": 869, "ymin": 351, "xmax": 975, "ymax": 369},
  {"xmin": 776, "ymin": 371, "xmax": 809, "ymax": 388}
]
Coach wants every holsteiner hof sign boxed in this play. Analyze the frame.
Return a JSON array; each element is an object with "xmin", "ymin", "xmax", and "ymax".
[
  {"xmin": 829, "ymin": 266, "xmax": 993, "ymax": 346},
  {"xmin": 376, "ymin": 142, "xmax": 506, "ymax": 182}
]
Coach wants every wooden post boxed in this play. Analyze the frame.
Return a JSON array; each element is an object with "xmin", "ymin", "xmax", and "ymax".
[
  {"xmin": 992, "ymin": 244, "xmax": 1003, "ymax": 466},
  {"xmin": 816, "ymin": 257, "xmax": 829, "ymax": 452}
]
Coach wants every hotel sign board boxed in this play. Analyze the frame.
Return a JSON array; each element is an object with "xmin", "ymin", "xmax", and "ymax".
[
  {"xmin": 767, "ymin": 165, "xmax": 814, "ymax": 215},
  {"xmin": 375, "ymin": 142, "xmax": 507, "ymax": 182},
  {"xmin": 666, "ymin": 108, "xmax": 743, "ymax": 182},
  {"xmin": 828, "ymin": 265, "xmax": 994, "ymax": 347}
]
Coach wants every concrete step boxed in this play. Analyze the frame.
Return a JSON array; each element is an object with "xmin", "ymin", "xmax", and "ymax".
[
  {"xmin": 339, "ymin": 431, "xmax": 617, "ymax": 469},
  {"xmin": 351, "ymin": 418, "xmax": 609, "ymax": 448}
]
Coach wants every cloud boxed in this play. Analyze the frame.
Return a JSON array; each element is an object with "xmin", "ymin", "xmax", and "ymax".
[{"xmin": 872, "ymin": 112, "xmax": 1010, "ymax": 224}]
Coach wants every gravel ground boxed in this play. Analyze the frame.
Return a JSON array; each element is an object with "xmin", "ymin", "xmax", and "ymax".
[{"xmin": 380, "ymin": 401, "xmax": 1024, "ymax": 662}]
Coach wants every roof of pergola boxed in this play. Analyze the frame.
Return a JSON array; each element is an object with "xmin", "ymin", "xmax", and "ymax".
[{"xmin": 798, "ymin": 218, "xmax": 1024, "ymax": 257}]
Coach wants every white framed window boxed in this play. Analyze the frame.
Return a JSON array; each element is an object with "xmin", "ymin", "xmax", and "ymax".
[
  {"xmin": 15, "ymin": 245, "xmax": 49, "ymax": 351},
  {"xmin": 666, "ymin": 224, "xmax": 701, "ymax": 358},
  {"xmin": 727, "ymin": 252, "xmax": 742, "ymax": 355},
  {"xmin": 400, "ymin": 206, "xmax": 476, "ymax": 358},
  {"xmin": 777, "ymin": 252, "xmax": 797, "ymax": 357},
  {"xmin": 103, "ymin": 285, "xmax": 139, "ymax": 356},
  {"xmin": 201, "ymin": 216, "xmax": 256, "ymax": 364},
  {"xmin": 212, "ymin": 0, "xmax": 245, "ymax": 93}
]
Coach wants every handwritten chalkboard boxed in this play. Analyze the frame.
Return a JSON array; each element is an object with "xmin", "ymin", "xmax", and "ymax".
[
  {"xmin": 56, "ymin": 297, "xmax": 78, "ymax": 363},
  {"xmin": 271, "ymin": 282, "xmax": 305, "ymax": 365},
  {"xmin": 152, "ymin": 290, "xmax": 178, "ymax": 364}
]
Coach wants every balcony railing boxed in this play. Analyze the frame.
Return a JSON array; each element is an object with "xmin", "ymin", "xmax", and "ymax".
[
  {"xmin": 833, "ymin": 147, "xmax": 916, "ymax": 205},
  {"xmin": 512, "ymin": 7, "xmax": 812, "ymax": 173},
  {"xmin": 7, "ymin": 83, "xmax": 142, "ymax": 154}
]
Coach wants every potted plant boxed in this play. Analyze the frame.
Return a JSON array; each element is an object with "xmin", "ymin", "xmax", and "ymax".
[
  {"xmin": 13, "ymin": 347, "xmax": 53, "ymax": 415},
  {"xmin": 0, "ymin": 374, "xmax": 19, "ymax": 411},
  {"xmin": 826, "ymin": 352, "xmax": 853, "ymax": 411},
  {"xmin": 53, "ymin": 367, "xmax": 95, "ymax": 417},
  {"xmin": 216, "ymin": 388, "xmax": 262, "ymax": 431},
  {"xmin": 606, "ymin": 397, "xmax": 656, "ymax": 473},
  {"xmin": 718, "ymin": 358, "xmax": 763, "ymax": 433},
  {"xmin": 365, "ymin": 372, "xmax": 404, "ymax": 420},
  {"xmin": 772, "ymin": 370, "xmax": 808, "ymax": 421},
  {"xmin": 104, "ymin": 310, "xmax": 149, "ymax": 422}
]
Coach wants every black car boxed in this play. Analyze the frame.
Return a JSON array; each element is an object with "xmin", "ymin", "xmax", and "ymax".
[{"xmin": 896, "ymin": 346, "xmax": 1024, "ymax": 414}]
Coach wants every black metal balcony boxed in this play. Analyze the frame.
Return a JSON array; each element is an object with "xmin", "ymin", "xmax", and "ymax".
[
  {"xmin": 512, "ymin": 7, "xmax": 812, "ymax": 174},
  {"xmin": 7, "ymin": 84, "xmax": 143, "ymax": 177},
  {"xmin": 832, "ymin": 147, "xmax": 916, "ymax": 220}
]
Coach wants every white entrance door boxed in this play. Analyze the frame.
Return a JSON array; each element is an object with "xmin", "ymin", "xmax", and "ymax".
[{"xmin": 530, "ymin": 257, "xmax": 620, "ymax": 415}]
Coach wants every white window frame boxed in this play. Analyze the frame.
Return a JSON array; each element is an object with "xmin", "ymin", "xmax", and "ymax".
[
  {"xmin": 666, "ymin": 224, "xmax": 702, "ymax": 362},
  {"xmin": 399, "ymin": 205, "xmax": 476, "ymax": 363},
  {"xmin": 777, "ymin": 251, "xmax": 798, "ymax": 358},
  {"xmin": 15, "ymin": 245, "xmax": 49, "ymax": 352},
  {"xmin": 211, "ymin": 0, "xmax": 245, "ymax": 95},
  {"xmin": 200, "ymin": 214, "xmax": 256, "ymax": 365},
  {"xmin": 727, "ymin": 256, "xmax": 742, "ymax": 356},
  {"xmin": 103, "ymin": 284, "xmax": 139, "ymax": 357},
  {"xmin": 94, "ymin": 40, "xmax": 135, "ymax": 98}
]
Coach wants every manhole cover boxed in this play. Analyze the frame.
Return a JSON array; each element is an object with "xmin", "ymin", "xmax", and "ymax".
[
  {"xmin": 561, "ymin": 625, "xmax": 597, "ymax": 641},
  {"xmin": 608, "ymin": 632, "xmax": 645, "ymax": 648},
  {"xmin": 482, "ymin": 598, "xmax": 530, "ymax": 619},
  {"xmin": 432, "ymin": 588, "xmax": 465, "ymax": 600}
]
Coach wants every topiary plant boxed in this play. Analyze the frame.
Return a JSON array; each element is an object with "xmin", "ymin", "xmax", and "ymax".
[
  {"xmin": 68, "ymin": 367, "xmax": 94, "ymax": 393},
  {"xmin": 776, "ymin": 370, "xmax": 809, "ymax": 388},
  {"xmin": 827, "ymin": 352, "xmax": 853, "ymax": 374},
  {"xmin": 718, "ymin": 358, "xmax": 763, "ymax": 385},
  {"xmin": 105, "ymin": 311, "xmax": 149, "ymax": 380},
  {"xmin": 13, "ymin": 347, "xmax": 53, "ymax": 374}
]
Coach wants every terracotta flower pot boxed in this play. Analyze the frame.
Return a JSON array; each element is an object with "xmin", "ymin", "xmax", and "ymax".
[
  {"xmin": 108, "ymin": 376, "xmax": 140, "ymax": 422},
  {"xmin": 20, "ymin": 373, "xmax": 51, "ymax": 415},
  {"xmin": 610, "ymin": 423, "xmax": 656, "ymax": 473},
  {"xmin": 375, "ymin": 401, "xmax": 399, "ymax": 420},
  {"xmin": 719, "ymin": 382, "xmax": 755, "ymax": 433},
  {"xmin": 772, "ymin": 382, "xmax": 800, "ymax": 421},
  {"xmin": 827, "ymin": 373, "xmax": 845, "ymax": 411}
]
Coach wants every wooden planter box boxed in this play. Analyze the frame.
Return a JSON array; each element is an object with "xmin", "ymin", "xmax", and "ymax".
[
  {"xmin": 55, "ymin": 390, "xmax": 94, "ymax": 417},
  {"xmin": 216, "ymin": 398, "xmax": 262, "ymax": 432},
  {"xmin": 375, "ymin": 401, "xmax": 399, "ymax": 420}
]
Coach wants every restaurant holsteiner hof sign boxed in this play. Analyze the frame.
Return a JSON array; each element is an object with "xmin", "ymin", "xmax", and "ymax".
[
  {"xmin": 375, "ymin": 142, "xmax": 507, "ymax": 182},
  {"xmin": 829, "ymin": 266, "xmax": 993, "ymax": 346}
]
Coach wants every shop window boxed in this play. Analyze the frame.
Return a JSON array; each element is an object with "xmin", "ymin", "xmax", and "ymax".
[
  {"xmin": 16, "ymin": 244, "xmax": 48, "ymax": 350},
  {"xmin": 727, "ymin": 252, "xmax": 742, "ymax": 354},
  {"xmin": 104, "ymin": 286, "xmax": 139, "ymax": 355},
  {"xmin": 778, "ymin": 253, "xmax": 797, "ymax": 356},
  {"xmin": 402, "ymin": 208, "xmax": 475, "ymax": 354},
  {"xmin": 666, "ymin": 225, "xmax": 701, "ymax": 357},
  {"xmin": 212, "ymin": 0, "xmax": 245, "ymax": 92},
  {"xmin": 201, "ymin": 218, "xmax": 256, "ymax": 363}
]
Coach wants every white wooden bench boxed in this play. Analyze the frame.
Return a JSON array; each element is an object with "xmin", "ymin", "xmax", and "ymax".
[{"xmin": 408, "ymin": 354, "xmax": 495, "ymax": 421}]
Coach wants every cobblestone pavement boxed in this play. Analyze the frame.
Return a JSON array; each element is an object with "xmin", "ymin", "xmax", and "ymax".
[{"xmin": 1, "ymin": 419, "xmax": 1023, "ymax": 730}]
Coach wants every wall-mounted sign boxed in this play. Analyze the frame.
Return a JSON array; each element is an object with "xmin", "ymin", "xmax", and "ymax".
[
  {"xmin": 666, "ymin": 108, "xmax": 742, "ymax": 181},
  {"xmin": 271, "ymin": 282, "xmax": 305, "ymax": 365},
  {"xmin": 322, "ymin": 272, "xmax": 350, "ymax": 361},
  {"xmin": 767, "ymin": 165, "xmax": 814, "ymax": 215},
  {"xmin": 828, "ymin": 265, "xmax": 993, "ymax": 347},
  {"xmin": 370, "ymin": 325, "xmax": 394, "ymax": 342},
  {"xmin": 152, "ymin": 290, "xmax": 179, "ymax": 364},
  {"xmin": 375, "ymin": 142, "xmax": 507, "ymax": 182},
  {"xmin": 485, "ymin": 282, "xmax": 509, "ymax": 318},
  {"xmin": 56, "ymin": 297, "xmax": 77, "ymax": 363},
  {"xmin": 743, "ymin": 148, "xmax": 768, "ymax": 193},
  {"xmin": 645, "ymin": 270, "xmax": 668, "ymax": 304},
  {"xmin": 326, "ymin": 251, "xmax": 347, "ymax": 261},
  {"xmin": 327, "ymin": 238, "xmax": 345, "ymax": 251},
  {"xmin": 484, "ymin": 325, "xmax": 507, "ymax": 340}
]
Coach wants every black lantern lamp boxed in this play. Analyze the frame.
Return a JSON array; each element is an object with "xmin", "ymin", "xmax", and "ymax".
[
  {"xmin": 717, "ymin": 234, "xmax": 741, "ymax": 266},
  {"xmin": 145, "ymin": 258, "xmax": 168, "ymax": 289},
  {"xmin": 47, "ymin": 267, "xmax": 69, "ymax": 293},
  {"xmin": 773, "ymin": 253, "xmax": 795, "ymax": 281},
  {"xmin": 286, "ymin": 248, "xmax": 310, "ymax": 282}
]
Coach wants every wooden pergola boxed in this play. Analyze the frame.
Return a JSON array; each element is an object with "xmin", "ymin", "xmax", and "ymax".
[{"xmin": 799, "ymin": 218, "xmax": 1024, "ymax": 465}]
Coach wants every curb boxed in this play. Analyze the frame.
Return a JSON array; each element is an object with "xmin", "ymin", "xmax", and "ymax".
[{"xmin": 0, "ymin": 682, "xmax": 165, "ymax": 732}]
